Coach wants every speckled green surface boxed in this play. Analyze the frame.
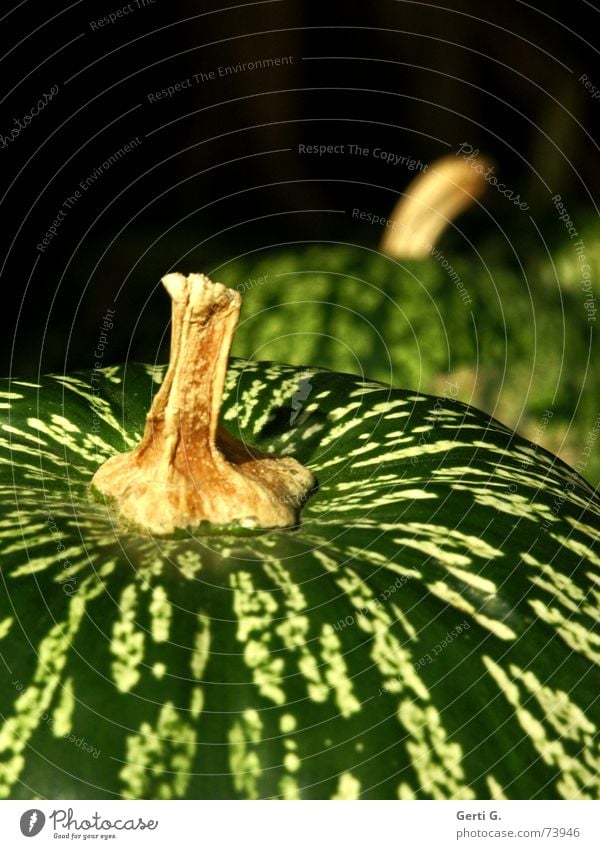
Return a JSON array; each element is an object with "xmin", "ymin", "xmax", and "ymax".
[{"xmin": 1, "ymin": 360, "xmax": 599, "ymax": 798}]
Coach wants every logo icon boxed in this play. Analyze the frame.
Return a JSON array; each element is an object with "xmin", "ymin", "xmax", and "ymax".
[
  {"xmin": 19, "ymin": 809, "xmax": 45, "ymax": 837},
  {"xmin": 290, "ymin": 371, "xmax": 313, "ymax": 425}
]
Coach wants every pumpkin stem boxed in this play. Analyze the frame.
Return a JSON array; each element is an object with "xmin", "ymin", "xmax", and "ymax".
[
  {"xmin": 381, "ymin": 153, "xmax": 491, "ymax": 258},
  {"xmin": 91, "ymin": 273, "xmax": 316, "ymax": 535}
]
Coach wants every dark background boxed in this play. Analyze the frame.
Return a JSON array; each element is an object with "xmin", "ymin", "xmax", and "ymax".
[{"xmin": 1, "ymin": 0, "xmax": 599, "ymax": 375}]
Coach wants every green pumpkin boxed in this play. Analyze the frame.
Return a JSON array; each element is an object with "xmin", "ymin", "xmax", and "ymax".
[
  {"xmin": 1, "ymin": 331, "xmax": 599, "ymax": 798},
  {"xmin": 213, "ymin": 236, "xmax": 599, "ymax": 486}
]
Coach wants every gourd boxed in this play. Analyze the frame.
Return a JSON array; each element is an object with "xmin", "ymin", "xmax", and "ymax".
[
  {"xmin": 217, "ymin": 159, "xmax": 599, "ymax": 485},
  {"xmin": 0, "ymin": 272, "xmax": 598, "ymax": 800}
]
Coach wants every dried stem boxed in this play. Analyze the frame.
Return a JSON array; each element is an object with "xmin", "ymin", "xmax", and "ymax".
[
  {"xmin": 381, "ymin": 154, "xmax": 491, "ymax": 258},
  {"xmin": 91, "ymin": 273, "xmax": 315, "ymax": 535}
]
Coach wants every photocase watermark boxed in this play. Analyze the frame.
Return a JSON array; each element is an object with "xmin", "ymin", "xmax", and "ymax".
[
  {"xmin": 495, "ymin": 403, "xmax": 585, "ymax": 517},
  {"xmin": 196, "ymin": 55, "xmax": 294, "ymax": 83},
  {"xmin": 515, "ymin": 409, "xmax": 555, "ymax": 484},
  {"xmin": 290, "ymin": 370, "xmax": 313, "ymax": 425},
  {"xmin": 352, "ymin": 208, "xmax": 395, "ymax": 229},
  {"xmin": 410, "ymin": 379, "xmax": 460, "ymax": 464},
  {"xmin": 572, "ymin": 240, "xmax": 596, "ymax": 322},
  {"xmin": 505, "ymin": 408, "xmax": 554, "ymax": 500},
  {"xmin": 579, "ymin": 72, "xmax": 600, "ymax": 101},
  {"xmin": 146, "ymin": 56, "xmax": 295, "ymax": 102},
  {"xmin": 11, "ymin": 680, "xmax": 101, "ymax": 758},
  {"xmin": 79, "ymin": 137, "xmax": 143, "ymax": 191},
  {"xmin": 455, "ymin": 143, "xmax": 529, "ymax": 210},
  {"xmin": 92, "ymin": 309, "xmax": 116, "ymax": 364},
  {"xmin": 378, "ymin": 620, "xmax": 471, "ymax": 692},
  {"xmin": 551, "ymin": 193, "xmax": 597, "ymax": 322},
  {"xmin": 531, "ymin": 409, "xmax": 555, "ymax": 454},
  {"xmin": 48, "ymin": 808, "xmax": 158, "ymax": 834},
  {"xmin": 333, "ymin": 575, "xmax": 410, "ymax": 632},
  {"xmin": 299, "ymin": 141, "xmax": 427, "ymax": 172},
  {"xmin": 41, "ymin": 714, "xmax": 101, "ymax": 760},
  {"xmin": 37, "ymin": 137, "xmax": 143, "ymax": 253},
  {"xmin": 429, "ymin": 246, "xmax": 471, "ymax": 306},
  {"xmin": 0, "ymin": 84, "xmax": 59, "ymax": 151},
  {"xmin": 20, "ymin": 809, "xmax": 46, "ymax": 837},
  {"xmin": 528, "ymin": 411, "xmax": 600, "ymax": 536},
  {"xmin": 44, "ymin": 512, "xmax": 78, "ymax": 596},
  {"xmin": 572, "ymin": 413, "xmax": 600, "ymax": 479},
  {"xmin": 89, "ymin": 0, "xmax": 157, "ymax": 31},
  {"xmin": 351, "ymin": 208, "xmax": 472, "ymax": 306},
  {"xmin": 552, "ymin": 194, "xmax": 578, "ymax": 240},
  {"xmin": 412, "ymin": 620, "xmax": 471, "ymax": 671},
  {"xmin": 539, "ymin": 479, "xmax": 581, "ymax": 534},
  {"xmin": 236, "ymin": 272, "xmax": 268, "ymax": 294},
  {"xmin": 90, "ymin": 308, "xmax": 116, "ymax": 437}
]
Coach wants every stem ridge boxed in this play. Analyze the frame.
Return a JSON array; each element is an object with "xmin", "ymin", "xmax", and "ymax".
[{"xmin": 91, "ymin": 273, "xmax": 316, "ymax": 535}]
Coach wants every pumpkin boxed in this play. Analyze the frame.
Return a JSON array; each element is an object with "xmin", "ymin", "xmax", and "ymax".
[
  {"xmin": 0, "ymin": 273, "xmax": 599, "ymax": 800},
  {"xmin": 207, "ymin": 159, "xmax": 600, "ymax": 485},
  {"xmin": 219, "ymin": 240, "xmax": 599, "ymax": 487}
]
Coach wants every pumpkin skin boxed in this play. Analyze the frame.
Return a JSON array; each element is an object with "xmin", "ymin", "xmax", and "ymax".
[
  {"xmin": 215, "ymin": 242, "xmax": 600, "ymax": 485},
  {"xmin": 0, "ymin": 359, "xmax": 599, "ymax": 800}
]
